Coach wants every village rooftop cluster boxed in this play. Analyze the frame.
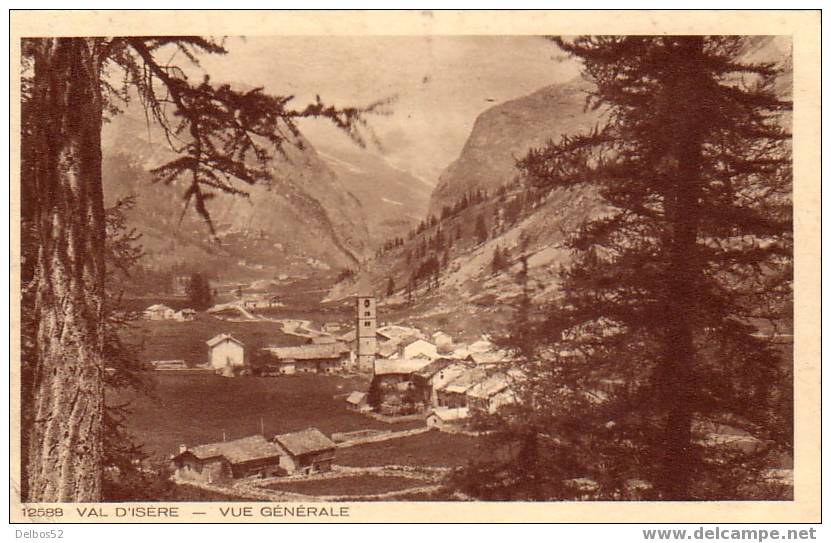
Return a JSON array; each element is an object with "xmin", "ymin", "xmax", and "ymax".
[{"xmin": 151, "ymin": 295, "xmax": 521, "ymax": 490}]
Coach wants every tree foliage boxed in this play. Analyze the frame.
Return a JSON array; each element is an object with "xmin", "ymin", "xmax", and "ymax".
[
  {"xmin": 20, "ymin": 36, "xmax": 386, "ymax": 501},
  {"xmin": 457, "ymin": 36, "xmax": 792, "ymax": 501},
  {"xmin": 186, "ymin": 272, "xmax": 213, "ymax": 310}
]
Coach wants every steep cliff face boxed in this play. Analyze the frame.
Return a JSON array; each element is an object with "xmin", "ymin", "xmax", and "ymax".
[
  {"xmin": 355, "ymin": 37, "xmax": 794, "ymax": 338},
  {"xmin": 428, "ymin": 79, "xmax": 597, "ymax": 218}
]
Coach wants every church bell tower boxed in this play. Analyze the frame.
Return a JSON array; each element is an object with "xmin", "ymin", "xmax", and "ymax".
[{"xmin": 356, "ymin": 295, "xmax": 377, "ymax": 373}]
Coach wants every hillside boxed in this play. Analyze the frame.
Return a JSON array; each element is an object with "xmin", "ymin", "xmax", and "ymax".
[
  {"xmin": 427, "ymin": 78, "xmax": 597, "ymax": 218},
  {"xmin": 316, "ymin": 145, "xmax": 433, "ymax": 248},
  {"xmin": 330, "ymin": 37, "xmax": 793, "ymax": 340},
  {"xmin": 101, "ymin": 107, "xmax": 427, "ymax": 283}
]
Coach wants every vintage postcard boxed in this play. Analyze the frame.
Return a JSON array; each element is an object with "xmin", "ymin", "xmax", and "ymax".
[{"xmin": 9, "ymin": 10, "xmax": 820, "ymax": 523}]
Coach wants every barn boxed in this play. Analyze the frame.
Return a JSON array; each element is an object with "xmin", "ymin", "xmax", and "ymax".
[
  {"xmin": 410, "ymin": 358, "xmax": 458, "ymax": 406},
  {"xmin": 369, "ymin": 358, "xmax": 432, "ymax": 415},
  {"xmin": 206, "ymin": 334, "xmax": 245, "ymax": 371},
  {"xmin": 172, "ymin": 435, "xmax": 284, "ymax": 483},
  {"xmin": 436, "ymin": 367, "xmax": 488, "ymax": 409},
  {"xmin": 426, "ymin": 407, "xmax": 470, "ymax": 429},
  {"xmin": 272, "ymin": 428, "xmax": 337, "ymax": 475},
  {"xmin": 261, "ymin": 343, "xmax": 350, "ymax": 374},
  {"xmin": 467, "ymin": 372, "xmax": 516, "ymax": 414}
]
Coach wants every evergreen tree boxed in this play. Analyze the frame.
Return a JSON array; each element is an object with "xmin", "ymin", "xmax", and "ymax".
[
  {"xmin": 20, "ymin": 37, "xmax": 383, "ymax": 501},
  {"xmin": 492, "ymin": 245, "xmax": 504, "ymax": 275},
  {"xmin": 386, "ymin": 276, "xmax": 395, "ymax": 297},
  {"xmin": 460, "ymin": 36, "xmax": 792, "ymax": 500},
  {"xmin": 186, "ymin": 273, "xmax": 213, "ymax": 310},
  {"xmin": 475, "ymin": 214, "xmax": 489, "ymax": 244}
]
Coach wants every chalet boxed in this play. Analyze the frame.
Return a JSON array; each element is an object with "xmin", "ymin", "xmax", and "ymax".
[
  {"xmin": 450, "ymin": 345, "xmax": 471, "ymax": 360},
  {"xmin": 338, "ymin": 329, "xmax": 390, "ymax": 352},
  {"xmin": 272, "ymin": 428, "xmax": 336, "ymax": 475},
  {"xmin": 240, "ymin": 295, "xmax": 280, "ymax": 309},
  {"xmin": 172, "ymin": 435, "xmax": 283, "ymax": 483},
  {"xmin": 467, "ymin": 372, "xmax": 516, "ymax": 414},
  {"xmin": 143, "ymin": 304, "xmax": 176, "ymax": 321},
  {"xmin": 436, "ymin": 368, "xmax": 488, "ymax": 409},
  {"xmin": 175, "ymin": 308, "xmax": 196, "ymax": 322},
  {"xmin": 432, "ymin": 331, "xmax": 453, "ymax": 347},
  {"xmin": 399, "ymin": 338, "xmax": 438, "ymax": 360},
  {"xmin": 322, "ymin": 322, "xmax": 343, "ymax": 333},
  {"xmin": 369, "ymin": 358, "xmax": 433, "ymax": 415},
  {"xmin": 466, "ymin": 350, "xmax": 509, "ymax": 367},
  {"xmin": 377, "ymin": 340, "xmax": 400, "ymax": 359},
  {"xmin": 375, "ymin": 324, "xmax": 420, "ymax": 342},
  {"xmin": 345, "ymin": 391, "xmax": 369, "ymax": 412},
  {"xmin": 415, "ymin": 362, "xmax": 471, "ymax": 406},
  {"xmin": 410, "ymin": 358, "xmax": 459, "ymax": 406},
  {"xmin": 261, "ymin": 343, "xmax": 350, "ymax": 374},
  {"xmin": 468, "ymin": 338, "xmax": 495, "ymax": 354},
  {"xmin": 426, "ymin": 407, "xmax": 470, "ymax": 429},
  {"xmin": 207, "ymin": 334, "xmax": 245, "ymax": 371},
  {"xmin": 373, "ymin": 358, "xmax": 433, "ymax": 380}
]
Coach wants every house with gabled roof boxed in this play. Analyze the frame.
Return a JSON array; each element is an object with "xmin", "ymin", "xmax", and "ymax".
[
  {"xmin": 399, "ymin": 338, "xmax": 438, "ymax": 360},
  {"xmin": 261, "ymin": 342, "xmax": 350, "ymax": 374},
  {"xmin": 368, "ymin": 358, "xmax": 433, "ymax": 415},
  {"xmin": 345, "ymin": 391, "xmax": 369, "ymax": 412},
  {"xmin": 426, "ymin": 406, "xmax": 470, "ymax": 429},
  {"xmin": 410, "ymin": 358, "xmax": 460, "ymax": 406},
  {"xmin": 437, "ymin": 367, "xmax": 488, "ymax": 409},
  {"xmin": 271, "ymin": 428, "xmax": 336, "ymax": 475},
  {"xmin": 432, "ymin": 330, "xmax": 453, "ymax": 347},
  {"xmin": 206, "ymin": 334, "xmax": 245, "ymax": 371},
  {"xmin": 143, "ymin": 303, "xmax": 176, "ymax": 320},
  {"xmin": 467, "ymin": 372, "xmax": 516, "ymax": 414},
  {"xmin": 172, "ymin": 435, "xmax": 283, "ymax": 483}
]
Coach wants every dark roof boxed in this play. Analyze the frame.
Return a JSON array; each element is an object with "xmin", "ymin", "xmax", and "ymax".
[
  {"xmin": 413, "ymin": 358, "xmax": 456, "ymax": 379},
  {"xmin": 179, "ymin": 435, "xmax": 281, "ymax": 464},
  {"xmin": 273, "ymin": 428, "xmax": 336, "ymax": 456},
  {"xmin": 262, "ymin": 343, "xmax": 349, "ymax": 360}
]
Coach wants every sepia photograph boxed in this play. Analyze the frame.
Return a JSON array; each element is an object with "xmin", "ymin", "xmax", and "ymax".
[{"xmin": 9, "ymin": 9, "xmax": 820, "ymax": 524}]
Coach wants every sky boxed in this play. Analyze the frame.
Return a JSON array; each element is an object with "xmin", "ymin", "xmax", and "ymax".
[{"xmin": 191, "ymin": 36, "xmax": 581, "ymax": 184}]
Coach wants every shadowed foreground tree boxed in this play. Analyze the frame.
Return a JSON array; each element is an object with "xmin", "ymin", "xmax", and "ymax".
[
  {"xmin": 20, "ymin": 37, "xmax": 388, "ymax": 502},
  {"xmin": 454, "ymin": 36, "xmax": 792, "ymax": 500}
]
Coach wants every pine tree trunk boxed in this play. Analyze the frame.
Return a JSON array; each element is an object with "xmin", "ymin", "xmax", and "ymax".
[
  {"xmin": 24, "ymin": 38, "xmax": 105, "ymax": 502},
  {"xmin": 656, "ymin": 37, "xmax": 706, "ymax": 500}
]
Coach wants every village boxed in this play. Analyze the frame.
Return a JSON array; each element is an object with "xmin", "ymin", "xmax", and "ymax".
[{"xmin": 132, "ymin": 290, "xmax": 521, "ymax": 501}]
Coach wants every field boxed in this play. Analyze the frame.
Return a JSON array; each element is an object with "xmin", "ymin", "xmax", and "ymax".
[
  {"xmin": 124, "ymin": 314, "xmax": 307, "ymax": 366},
  {"xmin": 262, "ymin": 474, "xmax": 427, "ymax": 497},
  {"xmin": 111, "ymin": 373, "xmax": 423, "ymax": 460},
  {"xmin": 337, "ymin": 431, "xmax": 486, "ymax": 468}
]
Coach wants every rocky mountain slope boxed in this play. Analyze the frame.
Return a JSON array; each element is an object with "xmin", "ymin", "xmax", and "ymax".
[
  {"xmin": 427, "ymin": 78, "xmax": 597, "ymax": 218},
  {"xmin": 331, "ymin": 37, "xmax": 793, "ymax": 340},
  {"xmin": 315, "ymin": 145, "xmax": 433, "ymax": 248},
  {"xmin": 102, "ymin": 107, "xmax": 429, "ymax": 281}
]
